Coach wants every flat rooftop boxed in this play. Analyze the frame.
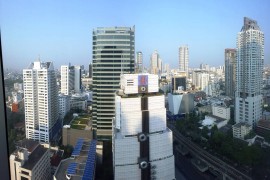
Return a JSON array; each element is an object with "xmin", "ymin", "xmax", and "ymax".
[
  {"xmin": 15, "ymin": 139, "xmax": 39, "ymax": 153},
  {"xmin": 54, "ymin": 139, "xmax": 96, "ymax": 180},
  {"xmin": 22, "ymin": 145, "xmax": 48, "ymax": 170}
]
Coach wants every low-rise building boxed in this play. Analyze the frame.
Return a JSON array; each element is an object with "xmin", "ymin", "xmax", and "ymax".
[
  {"xmin": 54, "ymin": 139, "xmax": 97, "ymax": 180},
  {"xmin": 233, "ymin": 122, "xmax": 252, "ymax": 139},
  {"xmin": 9, "ymin": 139, "xmax": 51, "ymax": 180},
  {"xmin": 168, "ymin": 92, "xmax": 194, "ymax": 115},
  {"xmin": 212, "ymin": 105, "xmax": 230, "ymax": 120},
  {"xmin": 201, "ymin": 115, "xmax": 228, "ymax": 129},
  {"xmin": 62, "ymin": 114, "xmax": 93, "ymax": 147}
]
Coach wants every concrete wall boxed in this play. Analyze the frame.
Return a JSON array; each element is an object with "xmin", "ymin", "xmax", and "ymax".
[{"xmin": 62, "ymin": 128, "xmax": 92, "ymax": 147}]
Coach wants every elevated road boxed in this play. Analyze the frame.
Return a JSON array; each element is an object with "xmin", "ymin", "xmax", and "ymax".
[{"xmin": 168, "ymin": 123, "xmax": 252, "ymax": 180}]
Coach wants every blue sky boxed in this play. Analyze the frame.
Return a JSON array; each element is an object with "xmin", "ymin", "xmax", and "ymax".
[{"xmin": 1, "ymin": 0, "xmax": 270, "ymax": 70}]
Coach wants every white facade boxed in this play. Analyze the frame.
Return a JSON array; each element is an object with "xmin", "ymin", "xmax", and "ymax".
[
  {"xmin": 23, "ymin": 61, "xmax": 59, "ymax": 143},
  {"xmin": 192, "ymin": 70, "xmax": 209, "ymax": 91},
  {"xmin": 235, "ymin": 17, "xmax": 264, "ymax": 127},
  {"xmin": 212, "ymin": 105, "xmax": 230, "ymax": 120},
  {"xmin": 61, "ymin": 65, "xmax": 73, "ymax": 95},
  {"xmin": 70, "ymin": 93, "xmax": 87, "ymax": 110},
  {"xmin": 74, "ymin": 65, "xmax": 82, "ymax": 93},
  {"xmin": 113, "ymin": 74, "xmax": 175, "ymax": 180},
  {"xmin": 9, "ymin": 140, "xmax": 51, "ymax": 180},
  {"xmin": 179, "ymin": 45, "xmax": 189, "ymax": 75},
  {"xmin": 233, "ymin": 122, "xmax": 252, "ymax": 139},
  {"xmin": 58, "ymin": 94, "xmax": 70, "ymax": 120},
  {"xmin": 120, "ymin": 74, "xmax": 159, "ymax": 94},
  {"xmin": 150, "ymin": 50, "xmax": 161, "ymax": 75},
  {"xmin": 61, "ymin": 64, "xmax": 81, "ymax": 95},
  {"xmin": 136, "ymin": 51, "xmax": 143, "ymax": 73}
]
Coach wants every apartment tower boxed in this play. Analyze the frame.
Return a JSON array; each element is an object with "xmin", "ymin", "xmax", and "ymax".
[
  {"xmin": 179, "ymin": 45, "xmax": 189, "ymax": 75},
  {"xmin": 136, "ymin": 51, "xmax": 143, "ymax": 73},
  {"xmin": 61, "ymin": 64, "xmax": 81, "ymax": 95},
  {"xmin": 23, "ymin": 61, "xmax": 59, "ymax": 143},
  {"xmin": 92, "ymin": 26, "xmax": 135, "ymax": 139},
  {"xmin": 235, "ymin": 17, "xmax": 264, "ymax": 127},
  {"xmin": 225, "ymin": 49, "xmax": 236, "ymax": 98}
]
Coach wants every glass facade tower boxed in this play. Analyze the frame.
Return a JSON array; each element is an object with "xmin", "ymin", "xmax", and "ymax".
[{"xmin": 92, "ymin": 26, "xmax": 135, "ymax": 139}]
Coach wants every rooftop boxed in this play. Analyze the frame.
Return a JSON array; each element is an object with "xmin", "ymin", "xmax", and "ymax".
[
  {"xmin": 233, "ymin": 122, "xmax": 252, "ymax": 128},
  {"xmin": 22, "ymin": 145, "xmax": 48, "ymax": 170},
  {"xmin": 54, "ymin": 139, "xmax": 96, "ymax": 180},
  {"xmin": 15, "ymin": 139, "xmax": 39, "ymax": 153},
  {"xmin": 257, "ymin": 119, "xmax": 270, "ymax": 129}
]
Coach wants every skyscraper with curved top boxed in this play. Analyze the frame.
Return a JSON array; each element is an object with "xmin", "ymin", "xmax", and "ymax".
[{"xmin": 235, "ymin": 17, "xmax": 264, "ymax": 127}]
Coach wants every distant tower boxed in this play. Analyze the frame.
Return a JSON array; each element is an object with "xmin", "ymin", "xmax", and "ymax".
[
  {"xmin": 192, "ymin": 70, "xmax": 209, "ymax": 91},
  {"xmin": 92, "ymin": 26, "xmax": 135, "ymax": 139},
  {"xmin": 89, "ymin": 63, "xmax": 92, "ymax": 78},
  {"xmin": 136, "ymin": 51, "xmax": 143, "ymax": 73},
  {"xmin": 150, "ymin": 50, "xmax": 162, "ymax": 75},
  {"xmin": 23, "ymin": 61, "xmax": 59, "ymax": 143},
  {"xmin": 61, "ymin": 64, "xmax": 81, "ymax": 95},
  {"xmin": 150, "ymin": 50, "xmax": 159, "ymax": 74},
  {"xmin": 235, "ymin": 17, "xmax": 264, "ymax": 127},
  {"xmin": 179, "ymin": 45, "xmax": 189, "ymax": 75},
  {"xmin": 225, "ymin": 49, "xmax": 236, "ymax": 98},
  {"xmin": 113, "ymin": 74, "xmax": 175, "ymax": 180}
]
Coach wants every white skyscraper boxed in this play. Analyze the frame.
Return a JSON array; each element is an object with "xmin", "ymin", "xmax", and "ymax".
[
  {"xmin": 61, "ymin": 64, "xmax": 81, "ymax": 95},
  {"xmin": 113, "ymin": 74, "xmax": 175, "ymax": 180},
  {"xmin": 23, "ymin": 61, "xmax": 59, "ymax": 143},
  {"xmin": 235, "ymin": 17, "xmax": 264, "ymax": 127},
  {"xmin": 179, "ymin": 45, "xmax": 189, "ymax": 74},
  {"xmin": 192, "ymin": 70, "xmax": 209, "ymax": 91},
  {"xmin": 61, "ymin": 65, "xmax": 74, "ymax": 95},
  {"xmin": 150, "ymin": 50, "xmax": 162, "ymax": 75}
]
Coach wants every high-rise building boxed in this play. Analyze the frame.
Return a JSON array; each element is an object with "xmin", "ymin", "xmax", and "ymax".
[
  {"xmin": 136, "ymin": 51, "xmax": 143, "ymax": 73},
  {"xmin": 179, "ymin": 45, "xmax": 189, "ymax": 74},
  {"xmin": 89, "ymin": 63, "xmax": 92, "ymax": 78},
  {"xmin": 172, "ymin": 75, "xmax": 186, "ymax": 92},
  {"xmin": 113, "ymin": 74, "xmax": 175, "ymax": 180},
  {"xmin": 61, "ymin": 64, "xmax": 81, "ymax": 95},
  {"xmin": 61, "ymin": 65, "xmax": 74, "ymax": 95},
  {"xmin": 92, "ymin": 26, "xmax": 135, "ymax": 139},
  {"xmin": 58, "ymin": 94, "xmax": 70, "ymax": 120},
  {"xmin": 23, "ymin": 61, "xmax": 59, "ymax": 143},
  {"xmin": 235, "ymin": 17, "xmax": 264, "ymax": 127},
  {"xmin": 150, "ymin": 50, "xmax": 159, "ymax": 75},
  {"xmin": 74, "ymin": 65, "xmax": 82, "ymax": 93},
  {"xmin": 225, "ymin": 49, "xmax": 236, "ymax": 98},
  {"xmin": 192, "ymin": 70, "xmax": 209, "ymax": 91}
]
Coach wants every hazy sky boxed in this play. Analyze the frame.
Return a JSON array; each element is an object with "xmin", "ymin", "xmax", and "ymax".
[{"xmin": 1, "ymin": 0, "xmax": 270, "ymax": 70}]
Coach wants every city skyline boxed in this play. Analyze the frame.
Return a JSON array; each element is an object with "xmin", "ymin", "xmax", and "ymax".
[{"xmin": 1, "ymin": 0, "xmax": 270, "ymax": 70}]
